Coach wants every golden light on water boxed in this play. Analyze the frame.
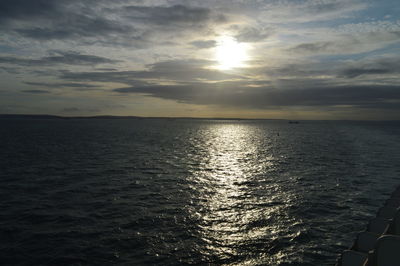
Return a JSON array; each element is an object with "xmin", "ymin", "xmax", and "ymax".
[{"xmin": 215, "ymin": 36, "xmax": 249, "ymax": 70}]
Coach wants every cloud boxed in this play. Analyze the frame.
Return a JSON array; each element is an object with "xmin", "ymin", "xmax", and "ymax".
[
  {"xmin": 252, "ymin": 0, "xmax": 368, "ymax": 24},
  {"xmin": 0, "ymin": 66, "xmax": 20, "ymax": 74},
  {"xmin": 190, "ymin": 40, "xmax": 217, "ymax": 49},
  {"xmin": 61, "ymin": 59, "xmax": 241, "ymax": 83},
  {"xmin": 287, "ymin": 29, "xmax": 400, "ymax": 56},
  {"xmin": 15, "ymin": 28, "xmax": 73, "ymax": 40},
  {"xmin": 14, "ymin": 17, "xmax": 133, "ymax": 41},
  {"xmin": 24, "ymin": 81, "xmax": 98, "ymax": 88},
  {"xmin": 0, "ymin": 51, "xmax": 119, "ymax": 66},
  {"xmin": 44, "ymin": 51, "xmax": 120, "ymax": 65},
  {"xmin": 1, "ymin": 2, "xmax": 227, "ymax": 47},
  {"xmin": 0, "ymin": 0, "xmax": 399, "ymax": 118},
  {"xmin": 0, "ymin": 0, "xmax": 134, "ymax": 43},
  {"xmin": 61, "ymin": 106, "xmax": 101, "ymax": 113},
  {"xmin": 340, "ymin": 68, "xmax": 391, "ymax": 78},
  {"xmin": 288, "ymin": 42, "xmax": 335, "ymax": 53},
  {"xmin": 21, "ymin": 89, "xmax": 49, "ymax": 94},
  {"xmin": 0, "ymin": 0, "xmax": 58, "ymax": 23},
  {"xmin": 305, "ymin": 1, "xmax": 350, "ymax": 14},
  {"xmin": 62, "ymin": 107, "xmax": 80, "ymax": 112},
  {"xmin": 113, "ymin": 82, "xmax": 400, "ymax": 110},
  {"xmin": 339, "ymin": 57, "xmax": 400, "ymax": 78},
  {"xmin": 57, "ymin": 54, "xmax": 400, "ymax": 110},
  {"xmin": 267, "ymin": 55, "xmax": 400, "ymax": 82},
  {"xmin": 336, "ymin": 20, "xmax": 400, "ymax": 34},
  {"xmin": 234, "ymin": 26, "xmax": 272, "ymax": 42},
  {"xmin": 122, "ymin": 4, "xmax": 225, "ymax": 27},
  {"xmin": 268, "ymin": 63, "xmax": 327, "ymax": 78}
]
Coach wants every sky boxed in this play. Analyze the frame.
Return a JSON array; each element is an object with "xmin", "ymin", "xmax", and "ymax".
[{"xmin": 0, "ymin": 0, "xmax": 400, "ymax": 120}]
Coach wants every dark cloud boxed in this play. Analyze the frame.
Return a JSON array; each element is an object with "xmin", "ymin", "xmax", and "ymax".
[
  {"xmin": 264, "ymin": 55, "xmax": 400, "ymax": 81},
  {"xmin": 16, "ymin": 15, "xmax": 132, "ymax": 41},
  {"xmin": 95, "ymin": 68, "xmax": 118, "ymax": 71},
  {"xmin": 45, "ymin": 51, "xmax": 120, "ymax": 65},
  {"xmin": 0, "ymin": 0, "xmax": 58, "ymax": 23},
  {"xmin": 63, "ymin": 107, "xmax": 80, "ymax": 112},
  {"xmin": 1, "ymin": 2, "xmax": 224, "ymax": 45},
  {"xmin": 287, "ymin": 31, "xmax": 400, "ymax": 55},
  {"xmin": 24, "ymin": 81, "xmax": 98, "ymax": 88},
  {"xmin": 268, "ymin": 64, "xmax": 327, "ymax": 78},
  {"xmin": 306, "ymin": 2, "xmax": 346, "ymax": 14},
  {"xmin": 113, "ymin": 81, "xmax": 400, "ymax": 110},
  {"xmin": 61, "ymin": 59, "xmax": 241, "ymax": 83},
  {"xmin": 288, "ymin": 42, "xmax": 334, "ymax": 53},
  {"xmin": 21, "ymin": 89, "xmax": 49, "ymax": 94},
  {"xmin": 234, "ymin": 26, "xmax": 272, "ymax": 42},
  {"xmin": 190, "ymin": 40, "xmax": 217, "ymax": 49},
  {"xmin": 0, "ymin": 0, "xmax": 133, "ymax": 42},
  {"xmin": 339, "ymin": 57, "xmax": 400, "ymax": 78},
  {"xmin": 62, "ymin": 107, "xmax": 101, "ymax": 113},
  {"xmin": 0, "ymin": 66, "xmax": 20, "ymax": 74},
  {"xmin": 340, "ymin": 68, "xmax": 391, "ymax": 78},
  {"xmin": 0, "ymin": 56, "xmax": 40, "ymax": 66},
  {"xmin": 15, "ymin": 28, "xmax": 73, "ymax": 40},
  {"xmin": 0, "ymin": 51, "xmax": 119, "ymax": 66},
  {"xmin": 122, "ymin": 5, "xmax": 225, "ymax": 27},
  {"xmin": 141, "ymin": 59, "xmax": 238, "ymax": 80},
  {"xmin": 0, "ymin": 0, "xmax": 111, "ymax": 23},
  {"xmin": 55, "ymin": 54, "xmax": 400, "ymax": 111}
]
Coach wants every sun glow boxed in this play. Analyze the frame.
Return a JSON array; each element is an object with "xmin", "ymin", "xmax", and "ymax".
[{"xmin": 215, "ymin": 36, "xmax": 248, "ymax": 70}]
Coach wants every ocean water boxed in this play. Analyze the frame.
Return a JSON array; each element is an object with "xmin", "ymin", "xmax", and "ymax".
[{"xmin": 1, "ymin": 118, "xmax": 400, "ymax": 265}]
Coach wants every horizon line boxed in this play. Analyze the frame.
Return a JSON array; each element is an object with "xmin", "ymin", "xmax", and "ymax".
[{"xmin": 1, "ymin": 114, "xmax": 400, "ymax": 122}]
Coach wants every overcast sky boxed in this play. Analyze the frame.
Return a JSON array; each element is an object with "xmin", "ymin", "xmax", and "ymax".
[{"xmin": 1, "ymin": 0, "xmax": 400, "ymax": 119}]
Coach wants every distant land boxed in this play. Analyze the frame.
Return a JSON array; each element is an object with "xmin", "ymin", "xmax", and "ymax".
[
  {"xmin": 0, "ymin": 114, "xmax": 284, "ymax": 121},
  {"xmin": 2, "ymin": 114, "xmax": 399, "ymax": 122}
]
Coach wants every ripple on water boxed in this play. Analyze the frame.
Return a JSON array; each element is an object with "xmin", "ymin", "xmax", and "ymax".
[{"xmin": 1, "ymin": 119, "xmax": 400, "ymax": 265}]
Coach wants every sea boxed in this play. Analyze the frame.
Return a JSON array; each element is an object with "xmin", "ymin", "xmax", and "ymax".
[{"xmin": 1, "ymin": 118, "xmax": 400, "ymax": 265}]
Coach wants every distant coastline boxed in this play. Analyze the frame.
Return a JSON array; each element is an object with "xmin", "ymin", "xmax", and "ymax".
[
  {"xmin": 0, "ymin": 114, "xmax": 284, "ymax": 121},
  {"xmin": 1, "ymin": 114, "xmax": 400, "ymax": 122}
]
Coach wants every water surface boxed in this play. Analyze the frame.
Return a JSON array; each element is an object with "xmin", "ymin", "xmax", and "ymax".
[{"xmin": 1, "ymin": 119, "xmax": 400, "ymax": 265}]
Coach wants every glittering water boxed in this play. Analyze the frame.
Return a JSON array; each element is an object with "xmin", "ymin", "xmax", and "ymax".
[{"xmin": 1, "ymin": 119, "xmax": 400, "ymax": 265}]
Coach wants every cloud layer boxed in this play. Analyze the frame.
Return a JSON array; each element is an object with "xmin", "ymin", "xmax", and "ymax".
[{"xmin": 0, "ymin": 0, "xmax": 399, "ymax": 119}]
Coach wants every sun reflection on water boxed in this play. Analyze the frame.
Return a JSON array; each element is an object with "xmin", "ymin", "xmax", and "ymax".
[{"xmin": 186, "ymin": 122, "xmax": 294, "ymax": 264}]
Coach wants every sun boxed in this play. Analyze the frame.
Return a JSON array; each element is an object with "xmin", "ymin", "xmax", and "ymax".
[{"xmin": 215, "ymin": 36, "xmax": 248, "ymax": 70}]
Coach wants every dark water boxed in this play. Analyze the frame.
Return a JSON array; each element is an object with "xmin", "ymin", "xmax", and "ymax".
[{"xmin": 1, "ymin": 119, "xmax": 400, "ymax": 265}]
